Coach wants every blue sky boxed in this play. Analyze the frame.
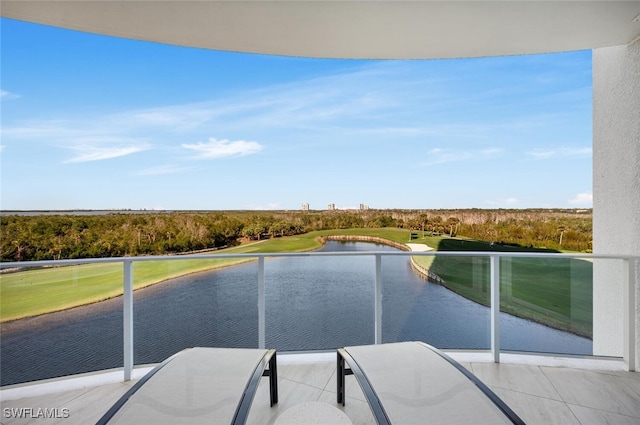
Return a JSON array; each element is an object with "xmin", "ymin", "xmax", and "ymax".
[{"xmin": 1, "ymin": 18, "xmax": 593, "ymax": 211}]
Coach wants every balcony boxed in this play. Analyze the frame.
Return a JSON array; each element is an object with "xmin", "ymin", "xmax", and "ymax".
[
  {"xmin": 1, "ymin": 351, "xmax": 639, "ymax": 425},
  {"xmin": 0, "ymin": 1, "xmax": 638, "ymax": 423},
  {"xmin": 1, "ymin": 247, "xmax": 638, "ymax": 424}
]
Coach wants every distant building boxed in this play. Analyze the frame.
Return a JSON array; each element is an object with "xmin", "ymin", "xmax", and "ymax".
[
  {"xmin": 328, "ymin": 203, "xmax": 336, "ymax": 211},
  {"xmin": 301, "ymin": 203, "xmax": 309, "ymax": 211},
  {"xmin": 360, "ymin": 203, "xmax": 369, "ymax": 210}
]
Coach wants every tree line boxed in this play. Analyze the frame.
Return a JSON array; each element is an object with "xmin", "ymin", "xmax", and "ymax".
[{"xmin": 0, "ymin": 209, "xmax": 592, "ymax": 262}]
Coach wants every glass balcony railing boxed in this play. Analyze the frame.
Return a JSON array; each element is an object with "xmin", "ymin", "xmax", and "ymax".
[{"xmin": 1, "ymin": 248, "xmax": 637, "ymax": 386}]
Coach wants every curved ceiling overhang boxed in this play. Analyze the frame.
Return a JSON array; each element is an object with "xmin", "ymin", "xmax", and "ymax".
[{"xmin": 2, "ymin": 1, "xmax": 640, "ymax": 59}]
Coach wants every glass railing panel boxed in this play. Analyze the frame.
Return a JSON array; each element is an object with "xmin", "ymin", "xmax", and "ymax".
[
  {"xmin": 133, "ymin": 258, "xmax": 259, "ymax": 366},
  {"xmin": 384, "ymin": 254, "xmax": 491, "ymax": 349},
  {"xmin": 499, "ymin": 256, "xmax": 593, "ymax": 355},
  {"xmin": 0, "ymin": 262, "xmax": 124, "ymax": 385},
  {"xmin": 265, "ymin": 253, "xmax": 376, "ymax": 351},
  {"xmin": 1, "ymin": 251, "xmax": 634, "ymax": 386}
]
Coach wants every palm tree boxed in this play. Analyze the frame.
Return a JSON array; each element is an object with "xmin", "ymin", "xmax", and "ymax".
[
  {"xmin": 418, "ymin": 214, "xmax": 429, "ymax": 237},
  {"xmin": 447, "ymin": 217, "xmax": 460, "ymax": 237}
]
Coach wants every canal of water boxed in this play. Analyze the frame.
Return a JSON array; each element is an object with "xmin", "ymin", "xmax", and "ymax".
[{"xmin": 1, "ymin": 241, "xmax": 591, "ymax": 386}]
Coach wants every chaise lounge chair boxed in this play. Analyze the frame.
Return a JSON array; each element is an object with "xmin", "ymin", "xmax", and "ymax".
[
  {"xmin": 337, "ymin": 341, "xmax": 525, "ymax": 425},
  {"xmin": 97, "ymin": 347, "xmax": 278, "ymax": 425}
]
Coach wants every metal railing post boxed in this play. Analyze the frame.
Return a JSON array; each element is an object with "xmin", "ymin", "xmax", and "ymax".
[
  {"xmin": 623, "ymin": 258, "xmax": 637, "ymax": 371},
  {"xmin": 490, "ymin": 255, "xmax": 500, "ymax": 363},
  {"xmin": 258, "ymin": 256, "xmax": 266, "ymax": 350},
  {"xmin": 123, "ymin": 259, "xmax": 134, "ymax": 381},
  {"xmin": 375, "ymin": 254, "xmax": 383, "ymax": 344}
]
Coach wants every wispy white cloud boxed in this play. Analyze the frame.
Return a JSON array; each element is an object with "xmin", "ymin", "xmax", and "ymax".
[
  {"xmin": 0, "ymin": 90, "xmax": 20, "ymax": 100},
  {"xmin": 2, "ymin": 54, "xmax": 593, "ymax": 209},
  {"xmin": 568, "ymin": 192, "xmax": 592, "ymax": 205},
  {"xmin": 2, "ymin": 61, "xmax": 583, "ymax": 162},
  {"xmin": 0, "ymin": 121, "xmax": 80, "ymax": 139},
  {"xmin": 103, "ymin": 65, "xmax": 402, "ymax": 135},
  {"xmin": 182, "ymin": 138, "xmax": 263, "ymax": 159},
  {"xmin": 527, "ymin": 147, "xmax": 592, "ymax": 159},
  {"xmin": 64, "ymin": 143, "xmax": 149, "ymax": 163},
  {"xmin": 125, "ymin": 104, "xmax": 225, "ymax": 130},
  {"xmin": 422, "ymin": 147, "xmax": 503, "ymax": 166}
]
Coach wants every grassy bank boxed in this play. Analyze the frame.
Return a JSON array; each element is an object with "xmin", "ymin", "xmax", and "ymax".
[
  {"xmin": 1, "ymin": 231, "xmax": 384, "ymax": 321},
  {"xmin": 2, "ymin": 229, "xmax": 414, "ymax": 321},
  {"xmin": 1, "ymin": 228, "xmax": 592, "ymax": 338},
  {"xmin": 0, "ymin": 236, "xmax": 320, "ymax": 322},
  {"xmin": 410, "ymin": 236, "xmax": 592, "ymax": 337}
]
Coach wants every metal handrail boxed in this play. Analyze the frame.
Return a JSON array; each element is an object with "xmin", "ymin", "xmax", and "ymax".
[{"xmin": 2, "ymin": 250, "xmax": 639, "ymax": 269}]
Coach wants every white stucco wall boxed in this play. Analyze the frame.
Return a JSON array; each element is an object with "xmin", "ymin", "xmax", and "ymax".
[{"xmin": 592, "ymin": 41, "xmax": 640, "ymax": 368}]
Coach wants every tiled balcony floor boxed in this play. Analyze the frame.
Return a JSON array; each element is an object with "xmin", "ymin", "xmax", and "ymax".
[{"xmin": 1, "ymin": 352, "xmax": 639, "ymax": 425}]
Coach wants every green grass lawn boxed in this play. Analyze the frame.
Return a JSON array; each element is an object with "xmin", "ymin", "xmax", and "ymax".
[
  {"xmin": 1, "ymin": 262, "xmax": 125, "ymax": 321},
  {"xmin": 1, "ymin": 232, "xmax": 339, "ymax": 321},
  {"xmin": 1, "ymin": 228, "xmax": 593, "ymax": 338},
  {"xmin": 411, "ymin": 236, "xmax": 593, "ymax": 337},
  {"xmin": 0, "ymin": 239, "xmax": 314, "ymax": 322}
]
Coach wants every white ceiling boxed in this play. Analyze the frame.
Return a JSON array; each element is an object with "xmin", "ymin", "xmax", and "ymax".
[{"xmin": 2, "ymin": 1, "xmax": 640, "ymax": 59}]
